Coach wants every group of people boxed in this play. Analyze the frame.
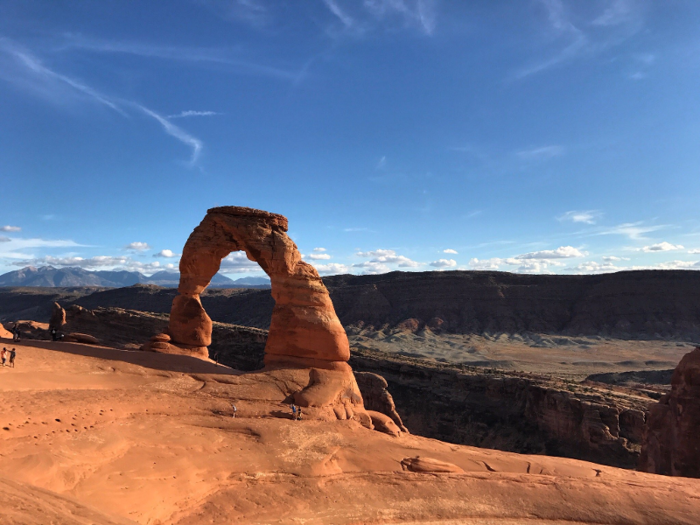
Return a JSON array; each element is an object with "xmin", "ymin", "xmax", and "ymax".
[
  {"xmin": 1, "ymin": 348, "xmax": 16, "ymax": 368},
  {"xmin": 290, "ymin": 404, "xmax": 303, "ymax": 421}
]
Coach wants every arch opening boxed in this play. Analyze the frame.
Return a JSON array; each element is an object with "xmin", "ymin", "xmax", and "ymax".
[{"xmin": 147, "ymin": 206, "xmax": 350, "ymax": 371}]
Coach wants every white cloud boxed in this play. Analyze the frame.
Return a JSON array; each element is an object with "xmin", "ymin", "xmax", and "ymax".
[
  {"xmin": 352, "ymin": 261, "xmax": 391, "ymax": 274},
  {"xmin": 570, "ymin": 261, "xmax": 624, "ymax": 274},
  {"xmin": 641, "ymin": 242, "xmax": 684, "ymax": 253},
  {"xmin": 218, "ymin": 251, "xmax": 262, "ymax": 274},
  {"xmin": 0, "ymin": 225, "xmax": 21, "ymax": 232},
  {"xmin": 557, "ymin": 210, "xmax": 602, "ymax": 225},
  {"xmin": 12, "ymin": 255, "xmax": 164, "ymax": 273},
  {"xmin": 516, "ymin": 145, "xmax": 565, "ymax": 160},
  {"xmin": 313, "ymin": 262, "xmax": 351, "ymax": 275},
  {"xmin": 124, "ymin": 242, "xmax": 151, "ymax": 252},
  {"xmin": 313, "ymin": 247, "xmax": 327, "ymax": 252},
  {"xmin": 689, "ymin": 249, "xmax": 700, "ymax": 254},
  {"xmin": 167, "ymin": 110, "xmax": 220, "ymax": 118},
  {"xmin": 443, "ymin": 248, "xmax": 458, "ymax": 254},
  {"xmin": 516, "ymin": 246, "xmax": 587, "ymax": 259},
  {"xmin": 430, "ymin": 258, "xmax": 457, "ymax": 268},
  {"xmin": 468, "ymin": 257, "xmax": 503, "ymax": 270},
  {"xmin": 153, "ymin": 249, "xmax": 178, "ymax": 258},
  {"xmin": 469, "ymin": 255, "xmax": 566, "ymax": 274},
  {"xmin": 308, "ymin": 253, "xmax": 331, "ymax": 260},
  {"xmin": 602, "ymin": 255, "xmax": 629, "ymax": 262},
  {"xmin": 356, "ymin": 248, "xmax": 420, "ymax": 267},
  {"xmin": 137, "ymin": 105, "xmax": 203, "ymax": 165}
]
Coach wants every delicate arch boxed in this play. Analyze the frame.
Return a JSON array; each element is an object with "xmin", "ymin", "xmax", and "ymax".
[{"xmin": 160, "ymin": 206, "xmax": 350, "ymax": 370}]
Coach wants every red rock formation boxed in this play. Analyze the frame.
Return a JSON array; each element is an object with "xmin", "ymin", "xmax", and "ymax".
[
  {"xmin": 639, "ymin": 347, "xmax": 700, "ymax": 478},
  {"xmin": 145, "ymin": 206, "xmax": 350, "ymax": 372},
  {"xmin": 49, "ymin": 302, "xmax": 66, "ymax": 331}
]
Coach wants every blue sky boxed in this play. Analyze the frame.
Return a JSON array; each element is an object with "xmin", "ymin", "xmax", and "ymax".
[{"xmin": 1, "ymin": 0, "xmax": 700, "ymax": 278}]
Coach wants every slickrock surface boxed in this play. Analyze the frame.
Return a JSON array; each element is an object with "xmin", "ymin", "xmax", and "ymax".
[
  {"xmin": 148, "ymin": 207, "xmax": 350, "ymax": 372},
  {"xmin": 1, "ymin": 339, "xmax": 699, "ymax": 524},
  {"xmin": 640, "ymin": 347, "xmax": 700, "ymax": 477}
]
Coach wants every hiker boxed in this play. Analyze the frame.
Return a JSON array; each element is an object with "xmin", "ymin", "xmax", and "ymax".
[
  {"xmin": 297, "ymin": 407, "xmax": 303, "ymax": 421},
  {"xmin": 8, "ymin": 348, "xmax": 15, "ymax": 368},
  {"xmin": 51, "ymin": 328, "xmax": 58, "ymax": 341},
  {"xmin": 12, "ymin": 325, "xmax": 20, "ymax": 342},
  {"xmin": 231, "ymin": 403, "xmax": 237, "ymax": 418},
  {"xmin": 291, "ymin": 403, "xmax": 297, "ymax": 420},
  {"xmin": 1, "ymin": 347, "xmax": 6, "ymax": 367}
]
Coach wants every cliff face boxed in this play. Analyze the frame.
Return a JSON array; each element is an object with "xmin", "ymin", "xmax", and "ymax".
[
  {"xmin": 54, "ymin": 269, "xmax": 700, "ymax": 340},
  {"xmin": 639, "ymin": 347, "xmax": 700, "ymax": 477},
  {"xmin": 6, "ymin": 269, "xmax": 700, "ymax": 340},
  {"xmin": 325, "ymin": 270, "xmax": 700, "ymax": 339},
  {"xmin": 350, "ymin": 350, "xmax": 650, "ymax": 468}
]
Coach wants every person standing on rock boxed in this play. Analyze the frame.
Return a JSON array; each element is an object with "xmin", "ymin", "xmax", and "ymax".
[
  {"xmin": 8, "ymin": 348, "xmax": 15, "ymax": 368},
  {"xmin": 291, "ymin": 403, "xmax": 297, "ymax": 420},
  {"xmin": 296, "ymin": 407, "xmax": 303, "ymax": 421},
  {"xmin": 231, "ymin": 403, "xmax": 237, "ymax": 418},
  {"xmin": 1, "ymin": 347, "xmax": 6, "ymax": 366},
  {"xmin": 12, "ymin": 325, "xmax": 20, "ymax": 342}
]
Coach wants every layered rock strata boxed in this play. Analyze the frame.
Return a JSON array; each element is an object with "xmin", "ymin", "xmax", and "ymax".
[{"xmin": 639, "ymin": 347, "xmax": 700, "ymax": 477}]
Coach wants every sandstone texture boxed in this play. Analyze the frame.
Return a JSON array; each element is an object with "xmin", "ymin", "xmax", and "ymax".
[
  {"xmin": 146, "ymin": 207, "xmax": 350, "ymax": 372},
  {"xmin": 639, "ymin": 347, "xmax": 700, "ymax": 477},
  {"xmin": 2, "ymin": 340, "xmax": 699, "ymax": 524},
  {"xmin": 355, "ymin": 371, "xmax": 408, "ymax": 432}
]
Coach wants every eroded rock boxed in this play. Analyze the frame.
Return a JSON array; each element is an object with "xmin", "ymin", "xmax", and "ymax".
[
  {"xmin": 355, "ymin": 371, "xmax": 408, "ymax": 432},
  {"xmin": 401, "ymin": 456, "xmax": 464, "ymax": 474},
  {"xmin": 639, "ymin": 347, "xmax": 700, "ymax": 478},
  {"xmin": 144, "ymin": 206, "xmax": 350, "ymax": 371}
]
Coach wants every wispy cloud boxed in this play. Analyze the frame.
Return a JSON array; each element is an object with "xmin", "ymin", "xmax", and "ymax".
[
  {"xmin": 516, "ymin": 145, "xmax": 565, "ymax": 160},
  {"xmin": 57, "ymin": 34, "xmax": 300, "ymax": 80},
  {"xmin": 514, "ymin": 0, "xmax": 648, "ymax": 79},
  {"xmin": 308, "ymin": 252, "xmax": 331, "ymax": 260},
  {"xmin": 0, "ymin": 38, "xmax": 125, "ymax": 114},
  {"xmin": 558, "ymin": 210, "xmax": 603, "ymax": 225},
  {"xmin": 443, "ymin": 248, "xmax": 458, "ymax": 254},
  {"xmin": 138, "ymin": 105, "xmax": 203, "ymax": 165},
  {"xmin": 1, "ymin": 39, "xmax": 205, "ymax": 165},
  {"xmin": 167, "ymin": 110, "xmax": 221, "ymax": 119},
  {"xmin": 323, "ymin": 0, "xmax": 355, "ymax": 28},
  {"xmin": 595, "ymin": 221, "xmax": 666, "ymax": 240},
  {"xmin": 0, "ymin": 225, "xmax": 21, "ymax": 232},
  {"xmin": 364, "ymin": 0, "xmax": 437, "ymax": 36}
]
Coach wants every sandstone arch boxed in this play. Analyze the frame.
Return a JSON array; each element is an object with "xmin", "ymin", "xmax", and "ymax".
[{"xmin": 147, "ymin": 206, "xmax": 350, "ymax": 371}]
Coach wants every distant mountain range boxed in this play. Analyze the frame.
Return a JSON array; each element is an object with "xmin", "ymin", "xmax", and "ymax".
[{"xmin": 0, "ymin": 266, "xmax": 270, "ymax": 289}]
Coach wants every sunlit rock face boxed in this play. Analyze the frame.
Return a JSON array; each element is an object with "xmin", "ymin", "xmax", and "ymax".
[
  {"xmin": 145, "ymin": 206, "xmax": 350, "ymax": 371},
  {"xmin": 639, "ymin": 347, "xmax": 700, "ymax": 478}
]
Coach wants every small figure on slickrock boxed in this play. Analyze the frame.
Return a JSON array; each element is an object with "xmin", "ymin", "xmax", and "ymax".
[{"xmin": 639, "ymin": 346, "xmax": 700, "ymax": 478}]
